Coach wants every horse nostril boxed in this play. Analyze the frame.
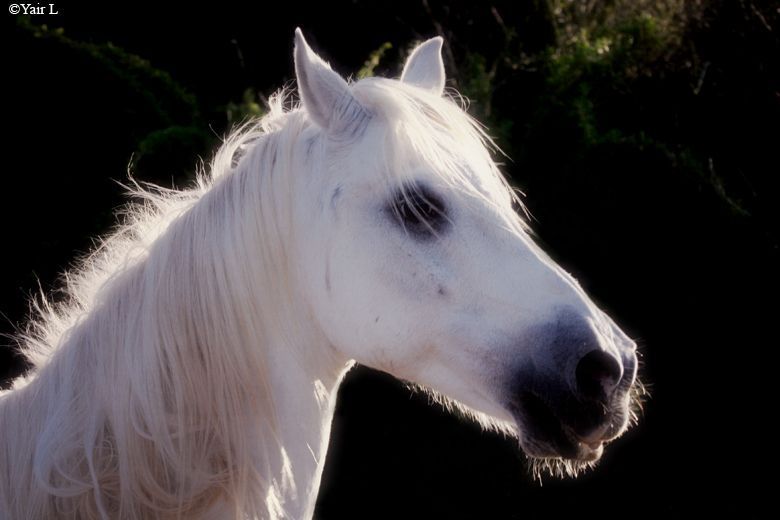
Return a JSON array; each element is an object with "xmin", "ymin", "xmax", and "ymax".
[{"xmin": 575, "ymin": 350, "xmax": 622, "ymax": 400}]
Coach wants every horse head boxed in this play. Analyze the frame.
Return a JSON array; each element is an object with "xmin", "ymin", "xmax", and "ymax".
[{"xmin": 290, "ymin": 30, "xmax": 640, "ymax": 474}]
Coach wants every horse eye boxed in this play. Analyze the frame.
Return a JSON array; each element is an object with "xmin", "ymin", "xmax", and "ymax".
[{"xmin": 388, "ymin": 185, "xmax": 448, "ymax": 237}]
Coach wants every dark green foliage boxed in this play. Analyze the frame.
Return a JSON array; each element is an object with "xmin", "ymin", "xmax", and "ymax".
[
  {"xmin": 133, "ymin": 126, "xmax": 212, "ymax": 182},
  {"xmin": 495, "ymin": 0, "xmax": 765, "ymax": 242},
  {"xmin": 225, "ymin": 88, "xmax": 266, "ymax": 127},
  {"xmin": 2, "ymin": 19, "xmax": 212, "ymax": 382},
  {"xmin": 14, "ymin": 18, "xmax": 210, "ymax": 186},
  {"xmin": 358, "ymin": 42, "xmax": 393, "ymax": 79}
]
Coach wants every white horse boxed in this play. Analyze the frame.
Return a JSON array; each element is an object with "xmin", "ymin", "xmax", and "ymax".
[{"xmin": 0, "ymin": 30, "xmax": 640, "ymax": 519}]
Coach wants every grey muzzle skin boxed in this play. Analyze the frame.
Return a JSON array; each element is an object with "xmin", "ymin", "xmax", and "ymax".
[{"xmin": 507, "ymin": 307, "xmax": 638, "ymax": 460}]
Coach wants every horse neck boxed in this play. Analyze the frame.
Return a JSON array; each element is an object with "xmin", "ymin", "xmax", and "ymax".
[
  {"xmin": 233, "ymin": 136, "xmax": 350, "ymax": 518},
  {"xmin": 168, "ymin": 144, "xmax": 350, "ymax": 518},
  {"xmin": 156, "ymin": 146, "xmax": 350, "ymax": 517},
  {"xmin": 263, "ymin": 330, "xmax": 351, "ymax": 519}
]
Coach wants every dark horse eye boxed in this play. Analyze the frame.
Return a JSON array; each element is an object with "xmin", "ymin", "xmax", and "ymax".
[{"xmin": 388, "ymin": 184, "xmax": 448, "ymax": 238}]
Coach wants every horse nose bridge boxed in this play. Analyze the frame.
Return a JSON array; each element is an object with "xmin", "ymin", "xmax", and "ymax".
[
  {"xmin": 601, "ymin": 311, "xmax": 638, "ymax": 357},
  {"xmin": 500, "ymin": 248, "xmax": 592, "ymax": 315},
  {"xmin": 526, "ymin": 254, "xmax": 595, "ymax": 312},
  {"xmin": 480, "ymin": 225, "xmax": 591, "ymax": 312}
]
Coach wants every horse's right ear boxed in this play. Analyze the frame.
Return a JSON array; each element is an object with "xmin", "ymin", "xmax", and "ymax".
[{"xmin": 294, "ymin": 28, "xmax": 364, "ymax": 131}]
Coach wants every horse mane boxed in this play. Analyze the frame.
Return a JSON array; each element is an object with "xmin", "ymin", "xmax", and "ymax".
[
  {"xmin": 16, "ymin": 90, "xmax": 300, "ymax": 370},
  {"xmin": 2, "ymin": 78, "xmax": 526, "ymax": 518},
  {"xmin": 4, "ymin": 90, "xmax": 310, "ymax": 519}
]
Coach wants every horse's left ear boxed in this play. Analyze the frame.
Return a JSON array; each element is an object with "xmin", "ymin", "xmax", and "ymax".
[
  {"xmin": 294, "ymin": 28, "xmax": 365, "ymax": 132},
  {"xmin": 400, "ymin": 37, "xmax": 446, "ymax": 95}
]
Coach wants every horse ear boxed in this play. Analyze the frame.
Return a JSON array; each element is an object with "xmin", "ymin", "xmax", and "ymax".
[
  {"xmin": 294, "ymin": 28, "xmax": 361, "ymax": 131},
  {"xmin": 400, "ymin": 37, "xmax": 446, "ymax": 95}
]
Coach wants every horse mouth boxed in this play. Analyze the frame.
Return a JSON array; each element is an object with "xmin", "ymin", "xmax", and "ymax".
[{"xmin": 510, "ymin": 392, "xmax": 618, "ymax": 463}]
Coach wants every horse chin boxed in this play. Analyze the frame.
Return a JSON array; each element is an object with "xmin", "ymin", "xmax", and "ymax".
[
  {"xmin": 509, "ymin": 397, "xmax": 613, "ymax": 478},
  {"xmin": 519, "ymin": 434, "xmax": 604, "ymax": 464},
  {"xmin": 515, "ymin": 424, "xmax": 605, "ymax": 480},
  {"xmin": 524, "ymin": 450, "xmax": 602, "ymax": 481}
]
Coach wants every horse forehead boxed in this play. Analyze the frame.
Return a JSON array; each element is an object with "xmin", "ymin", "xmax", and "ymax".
[{"xmin": 325, "ymin": 112, "xmax": 493, "ymax": 195}]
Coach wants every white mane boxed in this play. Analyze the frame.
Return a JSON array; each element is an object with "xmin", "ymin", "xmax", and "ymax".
[{"xmin": 2, "ymin": 91, "xmax": 314, "ymax": 518}]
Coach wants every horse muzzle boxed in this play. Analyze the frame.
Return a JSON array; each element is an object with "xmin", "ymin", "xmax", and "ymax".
[
  {"xmin": 509, "ymin": 381, "xmax": 634, "ymax": 462},
  {"xmin": 506, "ymin": 307, "xmax": 639, "ymax": 462}
]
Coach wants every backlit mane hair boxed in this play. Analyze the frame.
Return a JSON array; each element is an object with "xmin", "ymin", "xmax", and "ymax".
[{"xmin": 3, "ymin": 90, "xmax": 308, "ymax": 519}]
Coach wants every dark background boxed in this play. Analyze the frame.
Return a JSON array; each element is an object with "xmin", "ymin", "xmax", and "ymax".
[{"xmin": 3, "ymin": 1, "xmax": 778, "ymax": 517}]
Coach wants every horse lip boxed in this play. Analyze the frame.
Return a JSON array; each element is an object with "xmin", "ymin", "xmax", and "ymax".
[
  {"xmin": 583, "ymin": 439, "xmax": 603, "ymax": 450},
  {"xmin": 509, "ymin": 392, "xmax": 609, "ymax": 462},
  {"xmin": 575, "ymin": 441, "xmax": 604, "ymax": 461},
  {"xmin": 577, "ymin": 422, "xmax": 612, "ymax": 448}
]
